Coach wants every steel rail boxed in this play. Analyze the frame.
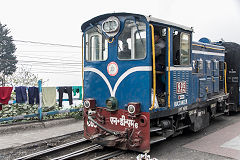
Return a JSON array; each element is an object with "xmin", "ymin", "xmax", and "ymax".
[
  {"xmin": 15, "ymin": 138, "xmax": 88, "ymax": 160},
  {"xmin": 51, "ymin": 144, "xmax": 102, "ymax": 160},
  {"xmin": 91, "ymin": 150, "xmax": 125, "ymax": 160}
]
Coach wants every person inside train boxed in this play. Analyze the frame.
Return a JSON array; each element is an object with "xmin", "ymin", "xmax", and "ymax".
[
  {"xmin": 154, "ymin": 29, "xmax": 166, "ymax": 71},
  {"xmin": 118, "ymin": 41, "xmax": 131, "ymax": 59},
  {"xmin": 154, "ymin": 28, "xmax": 166, "ymax": 105}
]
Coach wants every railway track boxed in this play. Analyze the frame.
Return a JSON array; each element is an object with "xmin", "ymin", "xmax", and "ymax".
[
  {"xmin": 51, "ymin": 144, "xmax": 103, "ymax": 160},
  {"xmin": 15, "ymin": 138, "xmax": 89, "ymax": 160},
  {"xmin": 15, "ymin": 137, "xmax": 125, "ymax": 160}
]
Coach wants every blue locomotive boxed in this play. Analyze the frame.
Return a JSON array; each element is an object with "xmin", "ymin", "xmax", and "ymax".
[{"xmin": 81, "ymin": 13, "xmax": 228, "ymax": 153}]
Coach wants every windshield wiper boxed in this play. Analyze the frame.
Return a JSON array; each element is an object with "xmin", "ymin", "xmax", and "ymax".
[
  {"xmin": 90, "ymin": 23, "xmax": 122, "ymax": 52},
  {"xmin": 134, "ymin": 17, "xmax": 145, "ymax": 50},
  {"xmin": 90, "ymin": 23, "xmax": 103, "ymax": 36}
]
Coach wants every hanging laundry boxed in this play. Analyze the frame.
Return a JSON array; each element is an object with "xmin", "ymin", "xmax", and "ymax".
[
  {"xmin": 28, "ymin": 87, "xmax": 39, "ymax": 105},
  {"xmin": 42, "ymin": 87, "xmax": 56, "ymax": 107},
  {"xmin": 15, "ymin": 86, "xmax": 27, "ymax": 103},
  {"xmin": 58, "ymin": 87, "xmax": 73, "ymax": 107},
  {"xmin": 72, "ymin": 86, "xmax": 82, "ymax": 100},
  {"xmin": 0, "ymin": 87, "xmax": 13, "ymax": 104}
]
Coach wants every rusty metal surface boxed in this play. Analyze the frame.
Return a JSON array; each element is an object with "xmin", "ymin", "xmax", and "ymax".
[{"xmin": 84, "ymin": 107, "xmax": 150, "ymax": 152}]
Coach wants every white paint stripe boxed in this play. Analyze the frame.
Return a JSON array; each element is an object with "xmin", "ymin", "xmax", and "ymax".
[
  {"xmin": 166, "ymin": 66, "xmax": 192, "ymax": 71},
  {"xmin": 113, "ymin": 66, "xmax": 152, "ymax": 96},
  {"xmin": 84, "ymin": 66, "xmax": 152, "ymax": 97},
  {"xmin": 221, "ymin": 135, "xmax": 240, "ymax": 151},
  {"xmin": 84, "ymin": 67, "xmax": 114, "ymax": 96},
  {"xmin": 192, "ymin": 50, "xmax": 224, "ymax": 56}
]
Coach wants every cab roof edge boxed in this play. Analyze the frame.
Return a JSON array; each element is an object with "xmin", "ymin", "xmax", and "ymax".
[{"xmin": 145, "ymin": 15, "xmax": 193, "ymax": 32}]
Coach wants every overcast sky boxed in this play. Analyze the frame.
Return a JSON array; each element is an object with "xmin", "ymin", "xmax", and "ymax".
[{"xmin": 0, "ymin": 0, "xmax": 240, "ymax": 86}]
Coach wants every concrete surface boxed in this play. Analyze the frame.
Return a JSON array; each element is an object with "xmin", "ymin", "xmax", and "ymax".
[
  {"xmin": 117, "ymin": 114, "xmax": 240, "ymax": 160},
  {"xmin": 0, "ymin": 118, "xmax": 80, "ymax": 134},
  {"xmin": 184, "ymin": 120, "xmax": 240, "ymax": 159},
  {"xmin": 0, "ymin": 118, "xmax": 83, "ymax": 150},
  {"xmin": 2, "ymin": 114, "xmax": 240, "ymax": 160}
]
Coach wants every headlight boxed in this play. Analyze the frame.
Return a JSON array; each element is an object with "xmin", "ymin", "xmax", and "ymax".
[
  {"xmin": 84, "ymin": 98, "xmax": 96, "ymax": 109},
  {"xmin": 84, "ymin": 100, "xmax": 90, "ymax": 108},
  {"xmin": 128, "ymin": 105, "xmax": 135, "ymax": 114},
  {"xmin": 106, "ymin": 97, "xmax": 118, "ymax": 111},
  {"xmin": 127, "ymin": 102, "xmax": 141, "ymax": 115},
  {"xmin": 103, "ymin": 20, "xmax": 118, "ymax": 32},
  {"xmin": 102, "ymin": 16, "xmax": 120, "ymax": 37}
]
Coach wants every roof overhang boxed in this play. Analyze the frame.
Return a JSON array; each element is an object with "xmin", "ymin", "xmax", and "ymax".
[
  {"xmin": 81, "ymin": 12, "xmax": 193, "ymax": 32},
  {"xmin": 145, "ymin": 16, "xmax": 193, "ymax": 32}
]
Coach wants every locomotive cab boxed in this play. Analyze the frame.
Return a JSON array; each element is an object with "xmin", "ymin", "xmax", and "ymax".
[
  {"xmin": 81, "ymin": 13, "xmax": 228, "ymax": 153},
  {"xmin": 82, "ymin": 13, "xmax": 152, "ymax": 152}
]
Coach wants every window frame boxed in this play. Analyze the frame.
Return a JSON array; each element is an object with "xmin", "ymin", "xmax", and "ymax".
[
  {"xmin": 84, "ymin": 27, "xmax": 108, "ymax": 62},
  {"xmin": 117, "ymin": 19, "xmax": 147, "ymax": 61},
  {"xmin": 179, "ymin": 32, "xmax": 191, "ymax": 66}
]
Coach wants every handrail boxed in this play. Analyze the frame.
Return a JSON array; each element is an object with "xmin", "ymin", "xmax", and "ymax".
[
  {"xmin": 149, "ymin": 24, "xmax": 156, "ymax": 111},
  {"xmin": 167, "ymin": 27, "xmax": 171, "ymax": 108},
  {"xmin": 224, "ymin": 62, "xmax": 227, "ymax": 94},
  {"xmin": 82, "ymin": 34, "xmax": 84, "ymax": 102}
]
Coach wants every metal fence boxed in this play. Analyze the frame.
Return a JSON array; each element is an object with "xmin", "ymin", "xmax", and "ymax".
[{"xmin": 0, "ymin": 80, "xmax": 82, "ymax": 123}]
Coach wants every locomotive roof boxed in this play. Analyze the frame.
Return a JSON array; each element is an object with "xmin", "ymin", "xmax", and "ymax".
[
  {"xmin": 192, "ymin": 41, "xmax": 225, "ymax": 52},
  {"xmin": 81, "ymin": 12, "xmax": 193, "ymax": 32}
]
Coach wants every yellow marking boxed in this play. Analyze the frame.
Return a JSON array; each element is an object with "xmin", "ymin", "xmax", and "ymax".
[
  {"xmin": 224, "ymin": 62, "xmax": 227, "ymax": 94},
  {"xmin": 149, "ymin": 24, "xmax": 156, "ymax": 111},
  {"xmin": 168, "ymin": 27, "xmax": 171, "ymax": 108},
  {"xmin": 206, "ymin": 46, "xmax": 224, "ymax": 51},
  {"xmin": 82, "ymin": 34, "xmax": 84, "ymax": 102},
  {"xmin": 192, "ymin": 43, "xmax": 225, "ymax": 51},
  {"xmin": 108, "ymin": 38, "xmax": 115, "ymax": 43},
  {"xmin": 192, "ymin": 44, "xmax": 204, "ymax": 48}
]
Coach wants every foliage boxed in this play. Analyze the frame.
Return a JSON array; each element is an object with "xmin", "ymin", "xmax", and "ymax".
[
  {"xmin": 0, "ymin": 101, "xmax": 83, "ymax": 124},
  {"xmin": 0, "ymin": 22, "xmax": 17, "ymax": 86},
  {"xmin": 5, "ymin": 65, "xmax": 39, "ymax": 86}
]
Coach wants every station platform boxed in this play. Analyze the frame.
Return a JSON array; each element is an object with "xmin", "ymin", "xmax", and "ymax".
[
  {"xmin": 184, "ymin": 120, "xmax": 240, "ymax": 159},
  {"xmin": 0, "ymin": 118, "xmax": 83, "ymax": 150}
]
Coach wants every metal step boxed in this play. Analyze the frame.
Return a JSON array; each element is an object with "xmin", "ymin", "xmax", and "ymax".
[
  {"xmin": 214, "ymin": 112, "xmax": 224, "ymax": 117},
  {"xmin": 150, "ymin": 127, "xmax": 162, "ymax": 133},
  {"xmin": 150, "ymin": 136, "xmax": 166, "ymax": 144}
]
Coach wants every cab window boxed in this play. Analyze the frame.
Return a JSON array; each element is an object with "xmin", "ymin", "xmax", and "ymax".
[
  {"xmin": 173, "ymin": 31, "xmax": 190, "ymax": 65},
  {"xmin": 180, "ymin": 33, "xmax": 190, "ymax": 65},
  {"xmin": 118, "ymin": 19, "xmax": 146, "ymax": 60},
  {"xmin": 85, "ymin": 26, "xmax": 108, "ymax": 61}
]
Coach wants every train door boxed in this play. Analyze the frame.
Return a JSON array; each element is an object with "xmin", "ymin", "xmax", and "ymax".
[
  {"xmin": 153, "ymin": 26, "xmax": 167, "ymax": 107},
  {"xmin": 239, "ymin": 66, "xmax": 240, "ymax": 107},
  {"xmin": 212, "ymin": 60, "xmax": 219, "ymax": 93},
  {"xmin": 172, "ymin": 29, "xmax": 192, "ymax": 109}
]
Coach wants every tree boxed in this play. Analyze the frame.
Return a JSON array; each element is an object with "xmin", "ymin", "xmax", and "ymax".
[
  {"xmin": 5, "ymin": 65, "xmax": 39, "ymax": 86},
  {"xmin": 0, "ymin": 22, "xmax": 17, "ymax": 86}
]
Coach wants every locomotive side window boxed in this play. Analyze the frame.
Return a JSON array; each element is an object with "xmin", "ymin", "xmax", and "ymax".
[
  {"xmin": 118, "ymin": 20, "xmax": 146, "ymax": 60},
  {"xmin": 180, "ymin": 33, "xmax": 190, "ymax": 65},
  {"xmin": 173, "ymin": 31, "xmax": 190, "ymax": 65},
  {"xmin": 85, "ymin": 26, "xmax": 108, "ymax": 61}
]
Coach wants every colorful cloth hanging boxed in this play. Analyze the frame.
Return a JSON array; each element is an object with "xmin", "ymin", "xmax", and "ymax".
[
  {"xmin": 42, "ymin": 87, "xmax": 56, "ymax": 107},
  {"xmin": 15, "ymin": 86, "xmax": 27, "ymax": 103},
  {"xmin": 28, "ymin": 87, "xmax": 39, "ymax": 105},
  {"xmin": 72, "ymin": 86, "xmax": 82, "ymax": 100},
  {"xmin": 58, "ymin": 87, "xmax": 73, "ymax": 107},
  {"xmin": 0, "ymin": 87, "xmax": 13, "ymax": 104}
]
